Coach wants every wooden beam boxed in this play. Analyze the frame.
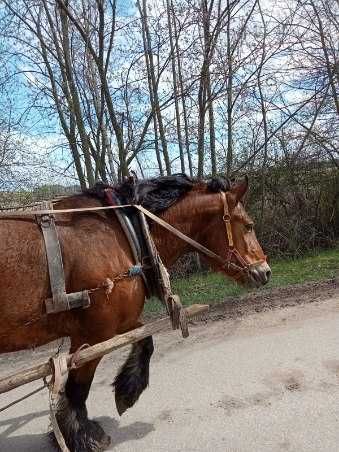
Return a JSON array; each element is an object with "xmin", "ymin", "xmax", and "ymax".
[{"xmin": 0, "ymin": 304, "xmax": 208, "ymax": 394}]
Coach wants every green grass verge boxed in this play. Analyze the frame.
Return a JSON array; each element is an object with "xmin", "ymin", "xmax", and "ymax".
[{"xmin": 144, "ymin": 248, "xmax": 339, "ymax": 314}]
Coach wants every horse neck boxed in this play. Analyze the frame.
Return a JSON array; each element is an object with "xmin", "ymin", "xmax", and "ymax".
[{"xmin": 151, "ymin": 190, "xmax": 220, "ymax": 267}]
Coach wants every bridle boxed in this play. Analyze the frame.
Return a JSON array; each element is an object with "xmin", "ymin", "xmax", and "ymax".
[
  {"xmin": 136, "ymin": 190, "xmax": 266, "ymax": 281},
  {"xmin": 219, "ymin": 191, "xmax": 266, "ymax": 280}
]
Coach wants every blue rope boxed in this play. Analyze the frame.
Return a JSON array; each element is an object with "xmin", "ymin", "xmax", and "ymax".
[{"xmin": 128, "ymin": 264, "xmax": 143, "ymax": 277}]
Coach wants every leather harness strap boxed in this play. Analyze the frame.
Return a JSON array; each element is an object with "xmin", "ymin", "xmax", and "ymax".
[
  {"xmin": 37, "ymin": 204, "xmax": 91, "ymax": 314},
  {"xmin": 136, "ymin": 204, "xmax": 236, "ymax": 267},
  {"xmin": 103, "ymin": 188, "xmax": 189, "ymax": 336},
  {"xmin": 104, "ymin": 189, "xmax": 158, "ymax": 298},
  {"xmin": 134, "ymin": 191, "xmax": 265, "ymax": 278}
]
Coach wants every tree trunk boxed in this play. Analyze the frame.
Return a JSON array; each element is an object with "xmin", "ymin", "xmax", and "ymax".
[
  {"xmin": 166, "ymin": 0, "xmax": 185, "ymax": 174},
  {"xmin": 58, "ymin": 1, "xmax": 95, "ymax": 186},
  {"xmin": 138, "ymin": 0, "xmax": 171, "ymax": 175},
  {"xmin": 226, "ymin": 0, "xmax": 233, "ymax": 177},
  {"xmin": 172, "ymin": 1, "xmax": 193, "ymax": 176},
  {"xmin": 207, "ymin": 73, "xmax": 216, "ymax": 176}
]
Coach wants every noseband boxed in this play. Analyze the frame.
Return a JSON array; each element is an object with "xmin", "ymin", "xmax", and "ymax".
[{"xmin": 135, "ymin": 191, "xmax": 266, "ymax": 281}]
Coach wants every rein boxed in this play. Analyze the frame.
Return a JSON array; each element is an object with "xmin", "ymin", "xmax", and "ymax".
[
  {"xmin": 0, "ymin": 193, "xmax": 263, "ymax": 278},
  {"xmin": 0, "ymin": 204, "xmax": 133, "ymax": 217},
  {"xmin": 136, "ymin": 193, "xmax": 262, "ymax": 279}
]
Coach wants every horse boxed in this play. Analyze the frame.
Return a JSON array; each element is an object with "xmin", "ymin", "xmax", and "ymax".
[{"xmin": 0, "ymin": 174, "xmax": 271, "ymax": 451}]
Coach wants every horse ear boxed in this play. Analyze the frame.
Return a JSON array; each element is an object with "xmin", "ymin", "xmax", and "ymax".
[
  {"xmin": 230, "ymin": 175, "xmax": 249, "ymax": 203},
  {"xmin": 130, "ymin": 170, "xmax": 138, "ymax": 183},
  {"xmin": 124, "ymin": 172, "xmax": 138, "ymax": 186}
]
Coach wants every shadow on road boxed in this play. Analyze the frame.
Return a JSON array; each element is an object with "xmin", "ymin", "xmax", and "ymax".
[
  {"xmin": 0, "ymin": 411, "xmax": 154, "ymax": 451},
  {"xmin": 98, "ymin": 415, "xmax": 155, "ymax": 449},
  {"xmin": 0, "ymin": 409, "xmax": 50, "ymax": 451}
]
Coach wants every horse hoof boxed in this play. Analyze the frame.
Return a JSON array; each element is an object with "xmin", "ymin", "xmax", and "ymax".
[
  {"xmin": 78, "ymin": 419, "xmax": 111, "ymax": 452},
  {"xmin": 50, "ymin": 419, "xmax": 111, "ymax": 452},
  {"xmin": 97, "ymin": 431, "xmax": 111, "ymax": 451},
  {"xmin": 93, "ymin": 424, "xmax": 111, "ymax": 451}
]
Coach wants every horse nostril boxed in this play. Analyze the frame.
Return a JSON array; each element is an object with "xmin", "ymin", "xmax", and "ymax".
[{"xmin": 266, "ymin": 270, "xmax": 272, "ymax": 281}]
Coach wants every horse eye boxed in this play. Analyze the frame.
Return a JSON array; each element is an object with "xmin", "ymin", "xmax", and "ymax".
[{"xmin": 245, "ymin": 223, "xmax": 254, "ymax": 232}]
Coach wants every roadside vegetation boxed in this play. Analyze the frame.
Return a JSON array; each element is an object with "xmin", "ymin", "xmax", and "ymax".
[{"xmin": 145, "ymin": 248, "xmax": 339, "ymax": 313}]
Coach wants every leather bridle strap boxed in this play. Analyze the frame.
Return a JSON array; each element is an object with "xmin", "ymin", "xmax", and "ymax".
[
  {"xmin": 135, "ymin": 204, "xmax": 246, "ymax": 274},
  {"xmin": 219, "ymin": 191, "xmax": 254, "ymax": 279},
  {"xmin": 221, "ymin": 191, "xmax": 234, "ymax": 248}
]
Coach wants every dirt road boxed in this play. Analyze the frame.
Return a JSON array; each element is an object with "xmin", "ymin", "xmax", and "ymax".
[{"xmin": 1, "ymin": 280, "xmax": 339, "ymax": 452}]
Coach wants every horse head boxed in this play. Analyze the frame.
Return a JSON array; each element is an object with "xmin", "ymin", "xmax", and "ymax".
[
  {"xmin": 198, "ymin": 176, "xmax": 271, "ymax": 288},
  {"xmin": 145, "ymin": 174, "xmax": 271, "ymax": 289}
]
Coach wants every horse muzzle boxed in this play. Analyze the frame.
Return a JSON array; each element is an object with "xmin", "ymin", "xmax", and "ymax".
[{"xmin": 246, "ymin": 261, "xmax": 272, "ymax": 288}]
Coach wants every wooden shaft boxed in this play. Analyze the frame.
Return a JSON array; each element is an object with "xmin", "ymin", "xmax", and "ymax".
[
  {"xmin": 0, "ymin": 362, "xmax": 52, "ymax": 395},
  {"xmin": 0, "ymin": 304, "xmax": 208, "ymax": 394}
]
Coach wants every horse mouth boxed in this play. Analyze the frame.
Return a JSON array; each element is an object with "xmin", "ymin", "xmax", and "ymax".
[{"xmin": 243, "ymin": 263, "xmax": 272, "ymax": 289}]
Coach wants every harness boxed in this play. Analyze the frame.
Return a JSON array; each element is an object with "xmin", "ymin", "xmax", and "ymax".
[{"xmin": 1, "ymin": 190, "xmax": 264, "ymax": 336}]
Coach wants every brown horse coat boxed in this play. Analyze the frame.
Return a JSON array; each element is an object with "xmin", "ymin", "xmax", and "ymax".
[{"xmin": 0, "ymin": 194, "xmax": 145, "ymax": 353}]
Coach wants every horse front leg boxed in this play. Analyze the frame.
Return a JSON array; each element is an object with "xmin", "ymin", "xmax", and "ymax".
[
  {"xmin": 54, "ymin": 350, "xmax": 111, "ymax": 452},
  {"xmin": 113, "ymin": 332, "xmax": 154, "ymax": 416}
]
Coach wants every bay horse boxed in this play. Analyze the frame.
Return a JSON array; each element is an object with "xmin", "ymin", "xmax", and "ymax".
[{"xmin": 0, "ymin": 174, "xmax": 271, "ymax": 451}]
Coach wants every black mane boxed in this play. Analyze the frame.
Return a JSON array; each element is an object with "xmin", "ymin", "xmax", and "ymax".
[{"xmin": 85, "ymin": 174, "xmax": 230, "ymax": 213}]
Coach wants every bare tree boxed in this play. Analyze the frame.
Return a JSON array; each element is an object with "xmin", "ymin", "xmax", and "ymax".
[{"xmin": 137, "ymin": 0, "xmax": 172, "ymax": 175}]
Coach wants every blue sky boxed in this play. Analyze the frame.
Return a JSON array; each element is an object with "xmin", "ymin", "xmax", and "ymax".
[{"xmin": 117, "ymin": 0, "xmax": 136, "ymax": 16}]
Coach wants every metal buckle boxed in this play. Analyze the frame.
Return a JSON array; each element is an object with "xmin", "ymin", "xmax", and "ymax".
[{"xmin": 36, "ymin": 212, "xmax": 54, "ymax": 228}]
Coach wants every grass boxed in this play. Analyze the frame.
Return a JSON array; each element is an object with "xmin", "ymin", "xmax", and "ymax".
[{"xmin": 144, "ymin": 248, "xmax": 339, "ymax": 314}]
